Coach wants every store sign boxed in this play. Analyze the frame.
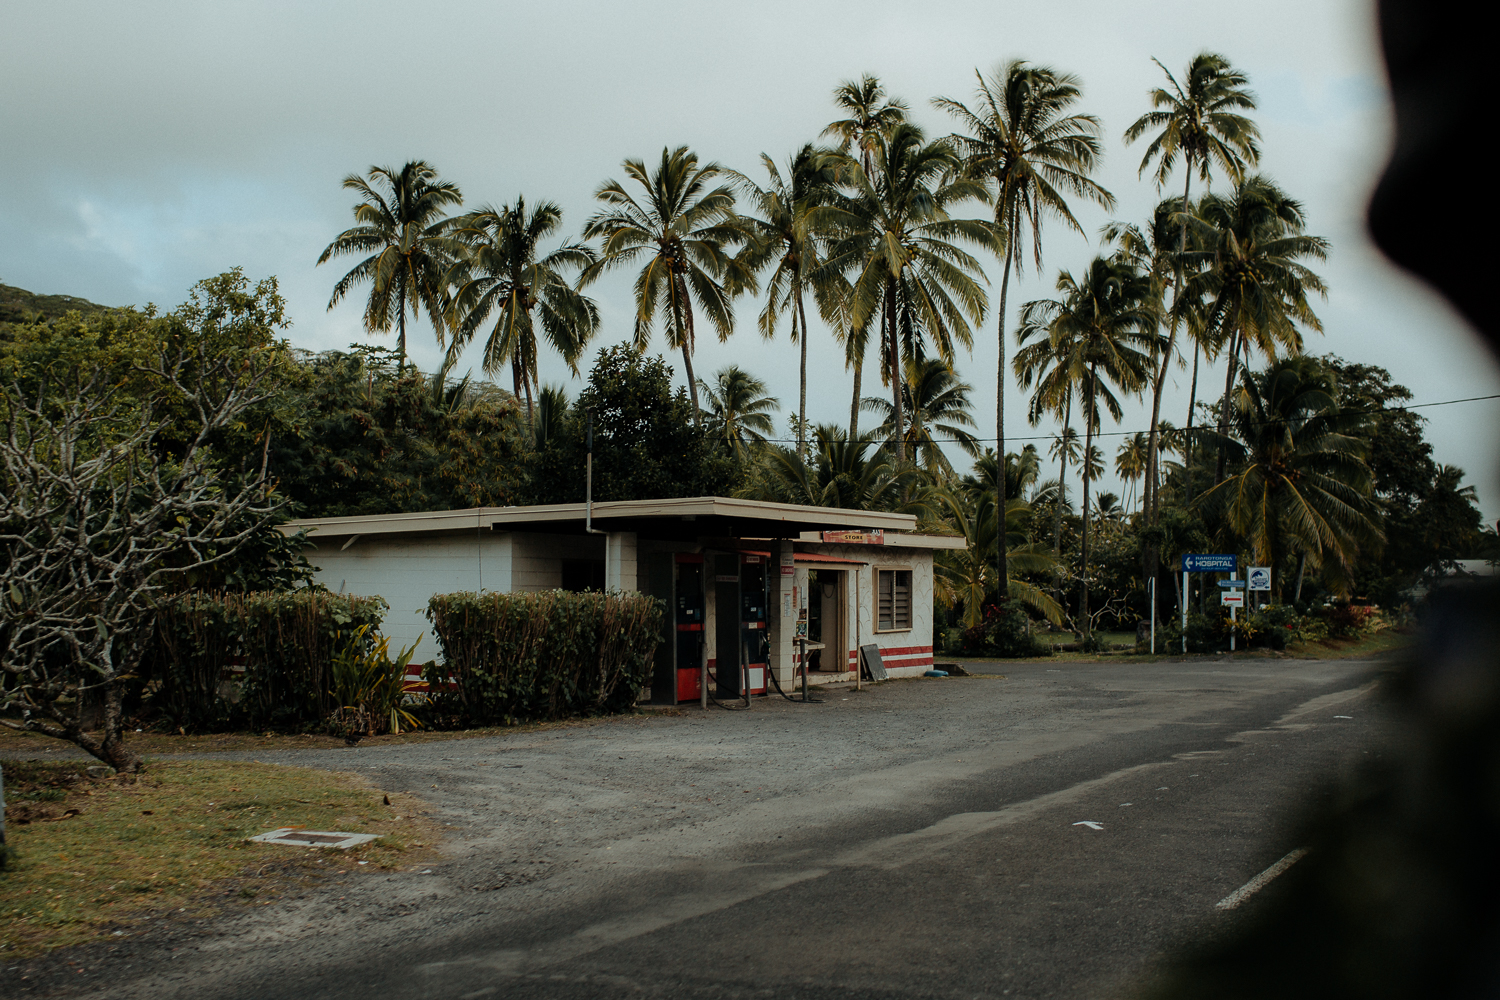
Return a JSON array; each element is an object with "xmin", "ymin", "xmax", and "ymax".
[{"xmin": 822, "ymin": 529, "xmax": 884, "ymax": 545}]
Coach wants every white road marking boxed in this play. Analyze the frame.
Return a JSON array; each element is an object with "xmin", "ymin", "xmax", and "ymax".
[
  {"xmin": 1334, "ymin": 715, "xmax": 1352, "ymax": 719},
  {"xmin": 1073, "ymin": 821, "xmax": 1104, "ymax": 831},
  {"xmin": 1215, "ymin": 848, "xmax": 1308, "ymax": 910}
]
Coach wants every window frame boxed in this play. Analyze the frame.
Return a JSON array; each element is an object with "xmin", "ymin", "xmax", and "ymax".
[{"xmin": 874, "ymin": 565, "xmax": 913, "ymax": 633}]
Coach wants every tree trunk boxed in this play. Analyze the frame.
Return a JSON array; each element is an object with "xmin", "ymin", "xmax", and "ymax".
[
  {"xmin": 681, "ymin": 340, "xmax": 700, "ymax": 422},
  {"xmin": 397, "ymin": 304, "xmax": 408, "ymax": 372},
  {"xmin": 1215, "ymin": 328, "xmax": 1241, "ymax": 484},
  {"xmin": 1183, "ymin": 341, "xmax": 1202, "ymax": 497},
  {"xmin": 1080, "ymin": 364, "xmax": 1097, "ymax": 641},
  {"xmin": 995, "ymin": 250, "xmax": 1014, "ymax": 598},
  {"xmin": 674, "ymin": 276, "xmax": 702, "ymax": 424},
  {"xmin": 1294, "ymin": 552, "xmax": 1308, "ymax": 602},
  {"xmin": 1052, "ymin": 393, "xmax": 1071, "ymax": 609},
  {"xmin": 797, "ymin": 290, "xmax": 809, "ymax": 461},
  {"xmin": 849, "ymin": 340, "xmax": 863, "ymax": 441},
  {"xmin": 887, "ymin": 281, "xmax": 905, "ymax": 463}
]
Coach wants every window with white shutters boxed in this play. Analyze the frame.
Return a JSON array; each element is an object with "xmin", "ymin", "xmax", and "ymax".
[{"xmin": 876, "ymin": 568, "xmax": 912, "ymax": 631}]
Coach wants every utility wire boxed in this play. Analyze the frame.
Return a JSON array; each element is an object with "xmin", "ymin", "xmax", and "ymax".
[{"xmin": 754, "ymin": 392, "xmax": 1500, "ymax": 446}]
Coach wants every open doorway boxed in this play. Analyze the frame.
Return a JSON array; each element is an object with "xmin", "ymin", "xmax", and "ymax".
[{"xmin": 805, "ymin": 569, "xmax": 846, "ymax": 673}]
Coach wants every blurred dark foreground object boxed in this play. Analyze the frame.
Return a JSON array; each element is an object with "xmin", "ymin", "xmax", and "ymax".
[
  {"xmin": 1140, "ymin": 3, "xmax": 1500, "ymax": 995},
  {"xmin": 1141, "ymin": 581, "xmax": 1500, "ymax": 998}
]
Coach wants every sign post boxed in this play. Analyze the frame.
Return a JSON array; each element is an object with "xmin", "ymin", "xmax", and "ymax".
[{"xmin": 1180, "ymin": 554, "xmax": 1238, "ymax": 654}]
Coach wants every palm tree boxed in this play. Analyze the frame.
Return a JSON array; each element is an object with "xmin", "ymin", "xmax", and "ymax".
[
  {"xmin": 936, "ymin": 61, "xmax": 1113, "ymax": 597},
  {"xmin": 443, "ymin": 198, "xmax": 598, "ymax": 423},
  {"xmin": 824, "ymin": 75, "xmax": 908, "ymax": 438},
  {"xmin": 1017, "ymin": 257, "xmax": 1160, "ymax": 638},
  {"xmin": 935, "ymin": 488, "xmax": 1062, "ymax": 626},
  {"xmin": 318, "ymin": 161, "xmax": 463, "ymax": 369},
  {"xmin": 862, "ymin": 356, "xmax": 981, "ymax": 477},
  {"xmin": 581, "ymin": 147, "xmax": 755, "ymax": 420},
  {"xmin": 823, "ymin": 122, "xmax": 994, "ymax": 464},
  {"xmin": 1124, "ymin": 53, "xmax": 1260, "ymax": 522},
  {"xmin": 1184, "ymin": 176, "xmax": 1329, "ymax": 482},
  {"xmin": 698, "ymin": 365, "xmax": 780, "ymax": 465},
  {"xmin": 730, "ymin": 146, "xmax": 843, "ymax": 460},
  {"xmin": 1199, "ymin": 355, "xmax": 1381, "ymax": 599},
  {"xmin": 740, "ymin": 425, "xmax": 935, "ymax": 519},
  {"xmin": 1115, "ymin": 432, "xmax": 1150, "ymax": 511}
]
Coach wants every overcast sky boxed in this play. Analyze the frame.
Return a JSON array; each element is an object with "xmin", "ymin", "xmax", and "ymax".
[{"xmin": 5, "ymin": 0, "xmax": 1498, "ymax": 517}]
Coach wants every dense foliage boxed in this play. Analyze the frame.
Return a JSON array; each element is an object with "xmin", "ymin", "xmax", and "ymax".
[{"xmin": 424, "ymin": 590, "xmax": 663, "ymax": 725}]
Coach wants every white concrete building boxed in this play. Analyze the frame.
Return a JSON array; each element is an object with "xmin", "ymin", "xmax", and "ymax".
[{"xmin": 281, "ymin": 496, "xmax": 963, "ymax": 703}]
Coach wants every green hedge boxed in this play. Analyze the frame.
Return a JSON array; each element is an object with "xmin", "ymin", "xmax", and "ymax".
[
  {"xmin": 425, "ymin": 590, "xmax": 662, "ymax": 726},
  {"xmin": 145, "ymin": 590, "xmax": 387, "ymax": 731}
]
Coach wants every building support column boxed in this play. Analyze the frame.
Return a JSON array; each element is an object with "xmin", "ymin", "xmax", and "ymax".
[
  {"xmin": 605, "ymin": 532, "xmax": 637, "ymax": 592},
  {"xmin": 768, "ymin": 539, "xmax": 795, "ymax": 688}
]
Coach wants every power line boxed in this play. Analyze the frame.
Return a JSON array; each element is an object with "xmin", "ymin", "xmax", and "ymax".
[{"xmin": 757, "ymin": 392, "xmax": 1500, "ymax": 445}]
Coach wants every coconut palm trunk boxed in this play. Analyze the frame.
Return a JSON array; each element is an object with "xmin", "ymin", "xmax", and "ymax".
[
  {"xmin": 995, "ymin": 233, "xmax": 1015, "ymax": 597},
  {"xmin": 886, "ymin": 278, "xmax": 905, "ymax": 463},
  {"xmin": 849, "ymin": 348, "xmax": 863, "ymax": 438},
  {"xmin": 1052, "ymin": 393, "xmax": 1072, "ymax": 607},
  {"xmin": 1080, "ymin": 364, "xmax": 1098, "ymax": 641},
  {"xmin": 1215, "ymin": 327, "xmax": 1241, "ymax": 483},
  {"xmin": 797, "ymin": 293, "xmax": 809, "ymax": 460}
]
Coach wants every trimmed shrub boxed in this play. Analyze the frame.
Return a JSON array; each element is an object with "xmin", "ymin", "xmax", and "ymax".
[
  {"xmin": 425, "ymin": 590, "xmax": 663, "ymax": 726},
  {"xmin": 145, "ymin": 590, "xmax": 387, "ymax": 731},
  {"xmin": 959, "ymin": 600, "xmax": 1050, "ymax": 658}
]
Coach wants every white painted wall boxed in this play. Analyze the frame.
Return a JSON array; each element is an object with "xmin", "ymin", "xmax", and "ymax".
[
  {"xmin": 305, "ymin": 531, "xmax": 513, "ymax": 663},
  {"xmin": 806, "ymin": 544, "xmax": 934, "ymax": 677}
]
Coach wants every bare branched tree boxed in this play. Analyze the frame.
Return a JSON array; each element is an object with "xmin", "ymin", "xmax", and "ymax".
[{"xmin": 0, "ymin": 340, "xmax": 286, "ymax": 772}]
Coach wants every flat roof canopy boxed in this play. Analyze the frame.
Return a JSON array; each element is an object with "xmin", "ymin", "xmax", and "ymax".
[{"xmin": 280, "ymin": 496, "xmax": 950, "ymax": 544}]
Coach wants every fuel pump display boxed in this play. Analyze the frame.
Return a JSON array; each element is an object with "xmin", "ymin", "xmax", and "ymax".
[{"xmin": 673, "ymin": 555, "xmax": 704, "ymax": 702}]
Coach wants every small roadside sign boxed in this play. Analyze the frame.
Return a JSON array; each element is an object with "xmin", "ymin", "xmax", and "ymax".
[
  {"xmin": 1248, "ymin": 567, "xmax": 1271, "ymax": 591},
  {"xmin": 1221, "ymin": 591, "xmax": 1244, "ymax": 607},
  {"xmin": 1218, "ymin": 579, "xmax": 1247, "ymax": 588}
]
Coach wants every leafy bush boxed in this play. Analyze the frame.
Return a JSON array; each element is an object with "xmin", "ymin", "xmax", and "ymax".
[
  {"xmin": 425, "ymin": 590, "xmax": 663, "ymax": 726},
  {"xmin": 145, "ymin": 590, "xmax": 387, "ymax": 731},
  {"xmin": 1316, "ymin": 603, "xmax": 1377, "ymax": 639},
  {"xmin": 959, "ymin": 600, "xmax": 1050, "ymax": 658},
  {"xmin": 325, "ymin": 624, "xmax": 422, "ymax": 742}
]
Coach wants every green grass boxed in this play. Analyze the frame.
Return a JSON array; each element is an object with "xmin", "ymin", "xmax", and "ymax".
[{"xmin": 0, "ymin": 760, "xmax": 436, "ymax": 957}]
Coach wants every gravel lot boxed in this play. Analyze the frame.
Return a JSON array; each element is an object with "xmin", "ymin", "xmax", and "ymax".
[{"xmin": 4, "ymin": 655, "xmax": 1391, "ymax": 999}]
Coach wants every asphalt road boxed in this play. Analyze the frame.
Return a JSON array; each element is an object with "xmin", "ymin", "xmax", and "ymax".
[{"xmin": 7, "ymin": 655, "xmax": 1396, "ymax": 1000}]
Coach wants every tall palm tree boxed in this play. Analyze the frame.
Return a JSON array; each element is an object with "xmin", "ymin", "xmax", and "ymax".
[
  {"xmin": 318, "ymin": 161, "xmax": 463, "ymax": 369},
  {"xmin": 824, "ymin": 75, "xmax": 908, "ymax": 438},
  {"xmin": 1199, "ymin": 355, "xmax": 1381, "ymax": 599},
  {"xmin": 740, "ymin": 425, "xmax": 935, "ymax": 519},
  {"xmin": 935, "ymin": 488, "xmax": 1062, "ymax": 626},
  {"xmin": 861, "ymin": 356, "xmax": 982, "ymax": 477},
  {"xmin": 444, "ymin": 198, "xmax": 598, "ymax": 423},
  {"xmin": 730, "ymin": 146, "xmax": 843, "ymax": 460},
  {"xmin": 1115, "ymin": 432, "xmax": 1150, "ymax": 511},
  {"xmin": 1017, "ymin": 257, "xmax": 1160, "ymax": 638},
  {"xmin": 823, "ymin": 122, "xmax": 994, "ymax": 465},
  {"xmin": 1124, "ymin": 53, "xmax": 1260, "ymax": 523},
  {"xmin": 936, "ymin": 61, "xmax": 1113, "ymax": 596},
  {"xmin": 1183, "ymin": 175, "xmax": 1329, "ymax": 482},
  {"xmin": 698, "ymin": 365, "xmax": 780, "ymax": 465},
  {"xmin": 581, "ymin": 147, "xmax": 756, "ymax": 420}
]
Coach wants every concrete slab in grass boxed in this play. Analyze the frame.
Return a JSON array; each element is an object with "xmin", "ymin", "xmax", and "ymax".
[{"xmin": 248, "ymin": 828, "xmax": 378, "ymax": 849}]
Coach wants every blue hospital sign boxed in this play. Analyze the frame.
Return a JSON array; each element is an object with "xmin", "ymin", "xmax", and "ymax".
[{"xmin": 1181, "ymin": 553, "xmax": 1237, "ymax": 573}]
